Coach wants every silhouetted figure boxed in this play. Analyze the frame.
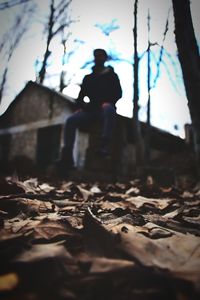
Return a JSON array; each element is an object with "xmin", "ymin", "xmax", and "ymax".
[{"xmin": 60, "ymin": 48, "xmax": 122, "ymax": 174}]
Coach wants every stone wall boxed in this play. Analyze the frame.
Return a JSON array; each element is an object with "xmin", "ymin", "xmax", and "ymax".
[
  {"xmin": 9, "ymin": 130, "xmax": 37, "ymax": 161},
  {"xmin": 0, "ymin": 82, "xmax": 76, "ymax": 173}
]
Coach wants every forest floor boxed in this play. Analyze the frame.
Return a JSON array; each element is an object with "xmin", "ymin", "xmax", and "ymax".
[{"xmin": 0, "ymin": 150, "xmax": 200, "ymax": 300}]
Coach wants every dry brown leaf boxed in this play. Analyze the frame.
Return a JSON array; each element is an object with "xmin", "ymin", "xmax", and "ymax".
[
  {"xmin": 0, "ymin": 178, "xmax": 25, "ymax": 195},
  {"xmin": 38, "ymin": 183, "xmax": 55, "ymax": 193},
  {"xmin": 159, "ymin": 187, "xmax": 173, "ymax": 193},
  {"xmin": 19, "ymin": 198, "xmax": 56, "ymax": 214},
  {"xmin": 0, "ymin": 197, "xmax": 57, "ymax": 218},
  {"xmin": 108, "ymin": 222, "xmax": 200, "ymax": 286},
  {"xmin": 90, "ymin": 185, "xmax": 102, "ymax": 194},
  {"xmin": 21, "ymin": 178, "xmax": 39, "ymax": 193},
  {"xmin": 64, "ymin": 216, "xmax": 83, "ymax": 229},
  {"xmin": 79, "ymin": 256, "xmax": 135, "ymax": 274},
  {"xmin": 33, "ymin": 219, "xmax": 77, "ymax": 241},
  {"xmin": 146, "ymin": 175, "xmax": 154, "ymax": 186},
  {"xmin": 0, "ymin": 209, "xmax": 8, "ymax": 216},
  {"xmin": 0, "ymin": 230, "xmax": 32, "ymax": 244},
  {"xmin": 181, "ymin": 191, "xmax": 194, "ymax": 198},
  {"xmin": 125, "ymin": 187, "xmax": 140, "ymax": 195},
  {"xmin": 0, "ymin": 273, "xmax": 19, "ymax": 291},
  {"xmin": 182, "ymin": 215, "xmax": 200, "ymax": 226},
  {"xmin": 126, "ymin": 196, "xmax": 173, "ymax": 210},
  {"xmin": 105, "ymin": 192, "xmax": 128, "ymax": 202},
  {"xmin": 8, "ymin": 219, "xmax": 40, "ymax": 234},
  {"xmin": 14, "ymin": 242, "xmax": 72, "ymax": 263},
  {"xmin": 99, "ymin": 200, "xmax": 128, "ymax": 211},
  {"xmin": 163, "ymin": 206, "xmax": 185, "ymax": 219},
  {"xmin": 77, "ymin": 185, "xmax": 93, "ymax": 201}
]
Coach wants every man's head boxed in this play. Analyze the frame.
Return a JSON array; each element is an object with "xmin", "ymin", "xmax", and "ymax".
[{"xmin": 93, "ymin": 48, "xmax": 108, "ymax": 67}]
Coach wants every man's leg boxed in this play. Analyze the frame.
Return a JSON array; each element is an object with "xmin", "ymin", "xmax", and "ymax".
[
  {"xmin": 62, "ymin": 109, "xmax": 98, "ymax": 168},
  {"xmin": 99, "ymin": 103, "xmax": 116, "ymax": 156},
  {"xmin": 60, "ymin": 113, "xmax": 77, "ymax": 169}
]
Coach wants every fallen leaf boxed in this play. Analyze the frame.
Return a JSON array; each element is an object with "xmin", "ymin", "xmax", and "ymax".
[
  {"xmin": 126, "ymin": 196, "xmax": 173, "ymax": 210},
  {"xmin": 182, "ymin": 215, "xmax": 200, "ymax": 226},
  {"xmin": 77, "ymin": 185, "xmax": 93, "ymax": 201},
  {"xmin": 159, "ymin": 187, "xmax": 173, "ymax": 193},
  {"xmin": 125, "ymin": 187, "xmax": 140, "ymax": 195},
  {"xmin": 21, "ymin": 178, "xmax": 39, "ymax": 193},
  {"xmin": 181, "ymin": 191, "xmax": 194, "ymax": 199},
  {"xmin": 14, "ymin": 242, "xmax": 72, "ymax": 263},
  {"xmin": 90, "ymin": 185, "xmax": 102, "ymax": 194},
  {"xmin": 38, "ymin": 183, "xmax": 55, "ymax": 193},
  {"xmin": 109, "ymin": 222, "xmax": 200, "ymax": 286},
  {"xmin": 105, "ymin": 193, "xmax": 128, "ymax": 202},
  {"xmin": 79, "ymin": 256, "xmax": 135, "ymax": 274},
  {"xmin": 0, "ymin": 178, "xmax": 25, "ymax": 195},
  {"xmin": 18, "ymin": 198, "xmax": 56, "ymax": 215},
  {"xmin": 32, "ymin": 219, "xmax": 77, "ymax": 241},
  {"xmin": 163, "ymin": 206, "xmax": 185, "ymax": 219},
  {"xmin": 0, "ymin": 273, "xmax": 19, "ymax": 291},
  {"xmin": 146, "ymin": 175, "xmax": 154, "ymax": 186}
]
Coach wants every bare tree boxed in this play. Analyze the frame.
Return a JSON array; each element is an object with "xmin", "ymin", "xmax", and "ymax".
[
  {"xmin": 133, "ymin": 0, "xmax": 144, "ymax": 166},
  {"xmin": 0, "ymin": 0, "xmax": 30, "ymax": 10},
  {"xmin": 59, "ymin": 31, "xmax": 69, "ymax": 92},
  {"xmin": 38, "ymin": 0, "xmax": 73, "ymax": 84},
  {"xmin": 144, "ymin": 9, "xmax": 170, "ymax": 162},
  {"xmin": 172, "ymin": 0, "xmax": 200, "ymax": 176},
  {"xmin": 0, "ymin": 2, "xmax": 35, "ymax": 103},
  {"xmin": 59, "ymin": 34, "xmax": 84, "ymax": 92},
  {"xmin": 144, "ymin": 9, "xmax": 151, "ymax": 163}
]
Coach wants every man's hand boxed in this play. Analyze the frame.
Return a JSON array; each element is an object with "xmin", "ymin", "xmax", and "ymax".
[{"xmin": 102, "ymin": 102, "xmax": 111, "ymax": 108}]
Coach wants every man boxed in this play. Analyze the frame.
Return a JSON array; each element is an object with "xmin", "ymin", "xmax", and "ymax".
[{"xmin": 60, "ymin": 48, "xmax": 122, "ymax": 173}]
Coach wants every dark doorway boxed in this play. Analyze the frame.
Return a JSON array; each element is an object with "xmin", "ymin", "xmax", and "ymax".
[
  {"xmin": 37, "ymin": 125, "xmax": 61, "ymax": 168},
  {"xmin": 0, "ymin": 134, "xmax": 11, "ymax": 174}
]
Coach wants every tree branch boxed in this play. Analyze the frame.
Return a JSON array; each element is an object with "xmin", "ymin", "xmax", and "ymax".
[{"xmin": 0, "ymin": 0, "xmax": 30, "ymax": 10}]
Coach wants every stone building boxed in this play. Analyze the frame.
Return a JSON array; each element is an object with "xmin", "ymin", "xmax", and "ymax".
[
  {"xmin": 0, "ymin": 80, "xmax": 186, "ymax": 179},
  {"xmin": 0, "ymin": 81, "xmax": 89, "ymax": 174}
]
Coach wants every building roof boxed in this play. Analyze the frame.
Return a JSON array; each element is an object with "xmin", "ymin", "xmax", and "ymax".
[
  {"xmin": 118, "ymin": 115, "xmax": 185, "ymax": 153},
  {"xmin": 0, "ymin": 80, "xmax": 75, "ymax": 118}
]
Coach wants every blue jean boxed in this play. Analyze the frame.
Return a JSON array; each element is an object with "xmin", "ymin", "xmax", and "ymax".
[{"xmin": 63, "ymin": 103, "xmax": 116, "ymax": 156}]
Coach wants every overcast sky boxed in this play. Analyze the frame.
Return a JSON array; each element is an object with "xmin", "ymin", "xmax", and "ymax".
[{"xmin": 0, "ymin": 0, "xmax": 200, "ymax": 138}]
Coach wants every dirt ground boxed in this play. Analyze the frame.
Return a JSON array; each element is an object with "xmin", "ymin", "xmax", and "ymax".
[{"xmin": 0, "ymin": 149, "xmax": 200, "ymax": 300}]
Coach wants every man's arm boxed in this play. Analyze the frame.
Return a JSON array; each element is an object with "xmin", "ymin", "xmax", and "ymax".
[
  {"xmin": 76, "ymin": 77, "xmax": 87, "ymax": 109},
  {"xmin": 108, "ymin": 72, "xmax": 122, "ymax": 105},
  {"xmin": 114, "ymin": 73, "xmax": 122, "ymax": 100}
]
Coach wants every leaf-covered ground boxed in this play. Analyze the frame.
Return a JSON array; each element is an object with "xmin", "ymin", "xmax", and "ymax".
[{"xmin": 0, "ymin": 176, "xmax": 200, "ymax": 300}]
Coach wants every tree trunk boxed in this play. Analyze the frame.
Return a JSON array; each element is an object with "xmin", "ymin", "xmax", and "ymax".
[
  {"xmin": 172, "ymin": 0, "xmax": 200, "ymax": 175},
  {"xmin": 38, "ymin": 0, "xmax": 54, "ymax": 84},
  {"xmin": 0, "ymin": 68, "xmax": 8, "ymax": 103},
  {"xmin": 133, "ymin": 0, "xmax": 144, "ymax": 166},
  {"xmin": 144, "ymin": 10, "xmax": 151, "ymax": 163}
]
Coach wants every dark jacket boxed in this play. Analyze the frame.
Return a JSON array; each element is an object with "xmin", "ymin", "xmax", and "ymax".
[{"xmin": 76, "ymin": 66, "xmax": 122, "ymax": 111}]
